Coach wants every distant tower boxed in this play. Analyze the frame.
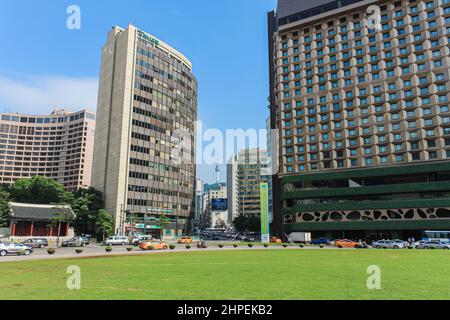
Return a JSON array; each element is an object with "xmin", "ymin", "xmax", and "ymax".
[{"xmin": 215, "ymin": 164, "xmax": 221, "ymax": 184}]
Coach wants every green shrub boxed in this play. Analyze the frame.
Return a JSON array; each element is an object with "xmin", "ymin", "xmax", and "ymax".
[
  {"xmin": 282, "ymin": 244, "xmax": 288, "ymax": 248},
  {"xmin": 233, "ymin": 244, "xmax": 238, "ymax": 248},
  {"xmin": 319, "ymin": 245, "xmax": 324, "ymax": 248},
  {"xmin": 218, "ymin": 244, "xmax": 224, "ymax": 248},
  {"xmin": 127, "ymin": 247, "xmax": 133, "ymax": 252},
  {"xmin": 186, "ymin": 245, "xmax": 191, "ymax": 249},
  {"xmin": 264, "ymin": 244, "xmax": 269, "ymax": 248},
  {"xmin": 408, "ymin": 246, "xmax": 414, "ymax": 250},
  {"xmin": 299, "ymin": 244, "xmax": 304, "ymax": 248},
  {"xmin": 75, "ymin": 249, "xmax": 83, "ymax": 254},
  {"xmin": 105, "ymin": 246, "xmax": 112, "ymax": 252},
  {"xmin": 248, "ymin": 243, "xmax": 254, "ymax": 248},
  {"xmin": 47, "ymin": 248, "xmax": 56, "ymax": 255},
  {"xmin": 169, "ymin": 245, "xmax": 176, "ymax": 250}
]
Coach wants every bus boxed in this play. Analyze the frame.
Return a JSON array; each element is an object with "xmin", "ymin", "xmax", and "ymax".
[{"xmin": 423, "ymin": 231, "xmax": 450, "ymax": 244}]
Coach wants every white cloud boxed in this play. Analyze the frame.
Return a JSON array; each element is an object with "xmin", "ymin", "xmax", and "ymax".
[{"xmin": 0, "ymin": 74, "xmax": 98, "ymax": 115}]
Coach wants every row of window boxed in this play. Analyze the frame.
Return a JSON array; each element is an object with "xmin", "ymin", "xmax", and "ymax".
[{"xmin": 285, "ymin": 150, "xmax": 450, "ymax": 172}]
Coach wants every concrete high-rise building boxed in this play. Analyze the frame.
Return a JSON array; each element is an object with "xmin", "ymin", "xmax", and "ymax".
[
  {"xmin": 194, "ymin": 178, "xmax": 204, "ymax": 233},
  {"xmin": 269, "ymin": 0, "xmax": 450, "ymax": 240},
  {"xmin": 237, "ymin": 149, "xmax": 269, "ymax": 216},
  {"xmin": 227, "ymin": 155, "xmax": 239, "ymax": 224},
  {"xmin": 227, "ymin": 149, "xmax": 269, "ymax": 222},
  {"xmin": 0, "ymin": 109, "xmax": 96, "ymax": 191},
  {"xmin": 92, "ymin": 25, "xmax": 198, "ymax": 237}
]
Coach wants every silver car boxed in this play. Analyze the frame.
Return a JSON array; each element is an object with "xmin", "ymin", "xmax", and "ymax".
[
  {"xmin": 418, "ymin": 241, "xmax": 450, "ymax": 250},
  {"xmin": 0, "ymin": 242, "xmax": 33, "ymax": 256},
  {"xmin": 412, "ymin": 240, "xmax": 427, "ymax": 249},
  {"xmin": 372, "ymin": 240, "xmax": 405, "ymax": 249}
]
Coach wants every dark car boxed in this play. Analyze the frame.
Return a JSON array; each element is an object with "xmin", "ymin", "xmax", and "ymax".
[
  {"xmin": 311, "ymin": 238, "xmax": 331, "ymax": 245},
  {"xmin": 61, "ymin": 237, "xmax": 90, "ymax": 247},
  {"xmin": 21, "ymin": 238, "xmax": 48, "ymax": 248}
]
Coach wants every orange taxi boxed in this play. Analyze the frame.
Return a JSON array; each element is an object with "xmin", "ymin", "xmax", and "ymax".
[
  {"xmin": 178, "ymin": 236, "xmax": 193, "ymax": 244},
  {"xmin": 270, "ymin": 237, "xmax": 282, "ymax": 243},
  {"xmin": 334, "ymin": 239, "xmax": 360, "ymax": 248},
  {"xmin": 139, "ymin": 240, "xmax": 169, "ymax": 251}
]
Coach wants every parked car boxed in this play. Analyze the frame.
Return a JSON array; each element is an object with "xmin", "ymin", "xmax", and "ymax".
[
  {"xmin": 334, "ymin": 239, "xmax": 360, "ymax": 248},
  {"xmin": 21, "ymin": 238, "xmax": 48, "ymax": 248},
  {"xmin": 372, "ymin": 240, "xmax": 406, "ymax": 249},
  {"xmin": 413, "ymin": 240, "xmax": 427, "ymax": 249},
  {"xmin": 288, "ymin": 232, "xmax": 312, "ymax": 243},
  {"xmin": 391, "ymin": 239, "xmax": 409, "ymax": 247},
  {"xmin": 242, "ymin": 236, "xmax": 257, "ymax": 242},
  {"xmin": 270, "ymin": 237, "xmax": 282, "ymax": 243},
  {"xmin": 139, "ymin": 240, "xmax": 169, "ymax": 251},
  {"xmin": 130, "ymin": 235, "xmax": 153, "ymax": 246},
  {"xmin": 62, "ymin": 237, "xmax": 90, "ymax": 247},
  {"xmin": 311, "ymin": 238, "xmax": 331, "ymax": 245},
  {"xmin": 104, "ymin": 236, "xmax": 128, "ymax": 246},
  {"xmin": 178, "ymin": 237, "xmax": 193, "ymax": 244},
  {"xmin": 0, "ymin": 242, "xmax": 33, "ymax": 256},
  {"xmin": 418, "ymin": 241, "xmax": 450, "ymax": 250}
]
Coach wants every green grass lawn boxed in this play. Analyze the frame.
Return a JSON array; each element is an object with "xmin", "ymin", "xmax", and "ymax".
[{"xmin": 1, "ymin": 249, "xmax": 450, "ymax": 300}]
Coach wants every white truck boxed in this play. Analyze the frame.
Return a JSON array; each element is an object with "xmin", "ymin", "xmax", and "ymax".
[{"xmin": 288, "ymin": 232, "xmax": 312, "ymax": 244}]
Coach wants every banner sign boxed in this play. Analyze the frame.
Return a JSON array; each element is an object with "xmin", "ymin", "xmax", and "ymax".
[{"xmin": 260, "ymin": 182, "xmax": 270, "ymax": 243}]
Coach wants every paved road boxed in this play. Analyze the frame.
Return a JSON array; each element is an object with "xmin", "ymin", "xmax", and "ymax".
[{"xmin": 0, "ymin": 243, "xmax": 343, "ymax": 263}]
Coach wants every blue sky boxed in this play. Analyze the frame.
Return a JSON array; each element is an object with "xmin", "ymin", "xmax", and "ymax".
[{"xmin": 0, "ymin": 0, "xmax": 276, "ymax": 183}]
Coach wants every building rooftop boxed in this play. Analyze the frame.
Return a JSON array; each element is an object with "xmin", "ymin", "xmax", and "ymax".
[
  {"xmin": 9, "ymin": 202, "xmax": 75, "ymax": 221},
  {"xmin": 276, "ymin": 0, "xmax": 366, "ymax": 27}
]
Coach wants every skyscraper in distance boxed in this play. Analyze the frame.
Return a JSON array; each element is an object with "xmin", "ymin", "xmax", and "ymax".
[{"xmin": 92, "ymin": 25, "xmax": 198, "ymax": 237}]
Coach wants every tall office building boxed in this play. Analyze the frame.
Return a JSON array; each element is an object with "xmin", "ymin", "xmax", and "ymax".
[
  {"xmin": 92, "ymin": 25, "xmax": 198, "ymax": 237},
  {"xmin": 227, "ymin": 149, "xmax": 269, "ymax": 220},
  {"xmin": 0, "ymin": 109, "xmax": 96, "ymax": 191},
  {"xmin": 226, "ymin": 155, "xmax": 239, "ymax": 223},
  {"xmin": 237, "ymin": 149, "xmax": 269, "ymax": 216},
  {"xmin": 269, "ymin": 0, "xmax": 450, "ymax": 240},
  {"xmin": 194, "ymin": 178, "xmax": 204, "ymax": 233}
]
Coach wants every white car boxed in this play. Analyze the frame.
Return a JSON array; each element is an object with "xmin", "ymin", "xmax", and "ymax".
[
  {"xmin": 412, "ymin": 240, "xmax": 426, "ymax": 249},
  {"xmin": 372, "ymin": 240, "xmax": 406, "ymax": 249},
  {"xmin": 104, "ymin": 236, "xmax": 129, "ymax": 246},
  {"xmin": 0, "ymin": 242, "xmax": 33, "ymax": 256}
]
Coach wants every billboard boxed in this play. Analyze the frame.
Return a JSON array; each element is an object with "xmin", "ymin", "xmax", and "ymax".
[
  {"xmin": 211, "ymin": 198, "xmax": 228, "ymax": 211},
  {"xmin": 212, "ymin": 211, "xmax": 228, "ymax": 229}
]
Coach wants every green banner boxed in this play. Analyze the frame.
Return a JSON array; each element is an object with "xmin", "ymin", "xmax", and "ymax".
[{"xmin": 260, "ymin": 182, "xmax": 270, "ymax": 242}]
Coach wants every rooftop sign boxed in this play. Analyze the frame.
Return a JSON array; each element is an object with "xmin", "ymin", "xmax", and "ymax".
[{"xmin": 137, "ymin": 30, "xmax": 160, "ymax": 46}]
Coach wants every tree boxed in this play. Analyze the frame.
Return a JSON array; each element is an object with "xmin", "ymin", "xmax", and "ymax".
[
  {"xmin": 0, "ymin": 186, "xmax": 10, "ymax": 227},
  {"xmin": 233, "ymin": 213, "xmax": 260, "ymax": 234},
  {"xmin": 96, "ymin": 209, "xmax": 114, "ymax": 241},
  {"xmin": 51, "ymin": 204, "xmax": 75, "ymax": 245},
  {"xmin": 10, "ymin": 176, "xmax": 71, "ymax": 204},
  {"xmin": 158, "ymin": 214, "xmax": 172, "ymax": 227},
  {"xmin": 70, "ymin": 188, "xmax": 104, "ymax": 234}
]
